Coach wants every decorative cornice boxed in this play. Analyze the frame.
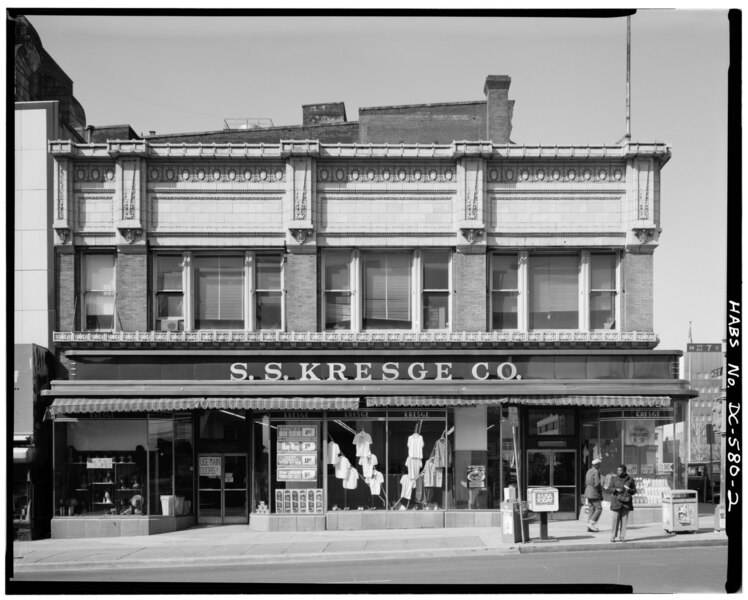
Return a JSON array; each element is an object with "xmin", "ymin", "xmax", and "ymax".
[
  {"xmin": 52, "ymin": 329, "xmax": 660, "ymax": 349},
  {"xmin": 54, "ymin": 227, "xmax": 71, "ymax": 244},
  {"xmin": 48, "ymin": 140, "xmax": 672, "ymax": 163},
  {"xmin": 146, "ymin": 230, "xmax": 286, "ymax": 237}
]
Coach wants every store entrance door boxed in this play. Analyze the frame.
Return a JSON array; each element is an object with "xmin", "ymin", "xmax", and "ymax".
[
  {"xmin": 527, "ymin": 449, "xmax": 577, "ymax": 520},
  {"xmin": 198, "ymin": 454, "xmax": 248, "ymax": 524}
]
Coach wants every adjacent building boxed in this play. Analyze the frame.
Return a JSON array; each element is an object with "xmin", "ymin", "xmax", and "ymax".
[{"xmin": 13, "ymin": 14, "xmax": 88, "ymax": 539}]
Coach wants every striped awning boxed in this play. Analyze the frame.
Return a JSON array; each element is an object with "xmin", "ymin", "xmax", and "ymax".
[
  {"xmin": 367, "ymin": 396, "xmax": 499, "ymax": 407},
  {"xmin": 49, "ymin": 396, "xmax": 360, "ymax": 416},
  {"xmin": 366, "ymin": 395, "xmax": 671, "ymax": 408}
]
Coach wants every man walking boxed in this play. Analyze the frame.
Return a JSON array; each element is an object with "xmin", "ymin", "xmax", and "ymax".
[{"xmin": 583, "ymin": 458, "xmax": 603, "ymax": 532}]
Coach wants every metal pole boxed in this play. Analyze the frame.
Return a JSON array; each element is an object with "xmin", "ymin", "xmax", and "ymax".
[
  {"xmin": 512, "ymin": 425, "xmax": 526, "ymax": 543},
  {"xmin": 625, "ymin": 15, "xmax": 631, "ymax": 140}
]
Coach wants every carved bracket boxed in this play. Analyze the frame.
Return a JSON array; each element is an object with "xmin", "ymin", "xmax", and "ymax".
[
  {"xmin": 54, "ymin": 227, "xmax": 71, "ymax": 244},
  {"xmin": 289, "ymin": 227, "xmax": 314, "ymax": 244},
  {"xmin": 460, "ymin": 227, "xmax": 484, "ymax": 245},
  {"xmin": 632, "ymin": 227, "xmax": 655, "ymax": 244},
  {"xmin": 118, "ymin": 227, "xmax": 143, "ymax": 244}
]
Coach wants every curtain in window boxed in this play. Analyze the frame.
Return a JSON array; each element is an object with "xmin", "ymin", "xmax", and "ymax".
[
  {"xmin": 195, "ymin": 256, "xmax": 243, "ymax": 327},
  {"xmin": 363, "ymin": 252, "xmax": 411, "ymax": 329},
  {"xmin": 529, "ymin": 255, "xmax": 579, "ymax": 329}
]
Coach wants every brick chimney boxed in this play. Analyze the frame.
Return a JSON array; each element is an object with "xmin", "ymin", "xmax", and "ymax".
[
  {"xmin": 302, "ymin": 102, "xmax": 347, "ymax": 126},
  {"xmin": 484, "ymin": 75, "xmax": 514, "ymax": 143}
]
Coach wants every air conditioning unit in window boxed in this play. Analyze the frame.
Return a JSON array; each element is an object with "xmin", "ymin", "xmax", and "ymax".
[{"xmin": 160, "ymin": 319, "xmax": 182, "ymax": 332}]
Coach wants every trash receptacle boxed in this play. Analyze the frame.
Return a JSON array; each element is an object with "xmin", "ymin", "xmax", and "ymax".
[
  {"xmin": 501, "ymin": 500, "xmax": 530, "ymax": 543},
  {"xmin": 662, "ymin": 489, "xmax": 698, "ymax": 533},
  {"xmin": 160, "ymin": 495, "xmax": 175, "ymax": 516}
]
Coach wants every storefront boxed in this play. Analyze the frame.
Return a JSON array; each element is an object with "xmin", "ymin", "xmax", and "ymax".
[{"xmin": 45, "ymin": 349, "xmax": 694, "ymax": 537}]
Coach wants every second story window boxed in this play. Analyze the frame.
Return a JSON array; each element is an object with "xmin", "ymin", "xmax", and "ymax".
[
  {"xmin": 152, "ymin": 251, "xmax": 283, "ymax": 331},
  {"xmin": 422, "ymin": 250, "xmax": 450, "ymax": 330},
  {"xmin": 489, "ymin": 254, "xmax": 519, "ymax": 329},
  {"xmin": 82, "ymin": 253, "xmax": 115, "ymax": 331},
  {"xmin": 195, "ymin": 256, "xmax": 244, "ymax": 330},
  {"xmin": 590, "ymin": 253, "xmax": 617, "ymax": 329},
  {"xmin": 322, "ymin": 249, "xmax": 451, "ymax": 332},
  {"xmin": 156, "ymin": 256, "xmax": 184, "ymax": 331},
  {"xmin": 528, "ymin": 255, "xmax": 579, "ymax": 329},
  {"xmin": 489, "ymin": 251, "xmax": 619, "ymax": 332},
  {"xmin": 362, "ymin": 251, "xmax": 411, "ymax": 330}
]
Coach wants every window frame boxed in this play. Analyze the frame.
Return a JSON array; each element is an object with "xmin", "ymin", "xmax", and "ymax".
[
  {"xmin": 81, "ymin": 252, "xmax": 116, "ymax": 332},
  {"xmin": 321, "ymin": 248, "xmax": 452, "ymax": 333},
  {"xmin": 488, "ymin": 250, "xmax": 619, "ymax": 332},
  {"xmin": 151, "ymin": 250, "xmax": 285, "ymax": 332}
]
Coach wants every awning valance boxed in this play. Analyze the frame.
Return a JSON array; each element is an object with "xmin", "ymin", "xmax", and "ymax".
[
  {"xmin": 366, "ymin": 396, "xmax": 492, "ymax": 407},
  {"xmin": 49, "ymin": 396, "xmax": 360, "ymax": 415},
  {"xmin": 366, "ymin": 395, "xmax": 672, "ymax": 408}
]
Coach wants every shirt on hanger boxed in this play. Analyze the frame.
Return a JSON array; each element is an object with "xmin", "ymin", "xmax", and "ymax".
[
  {"xmin": 407, "ymin": 433, "xmax": 424, "ymax": 459},
  {"xmin": 432, "ymin": 437, "xmax": 447, "ymax": 468},
  {"xmin": 359, "ymin": 453, "xmax": 379, "ymax": 479},
  {"xmin": 335, "ymin": 455, "xmax": 351, "ymax": 479},
  {"xmin": 423, "ymin": 459, "xmax": 439, "ymax": 487},
  {"xmin": 353, "ymin": 430, "xmax": 373, "ymax": 457},
  {"xmin": 367, "ymin": 469, "xmax": 384, "ymax": 496},
  {"xmin": 327, "ymin": 441, "xmax": 341, "ymax": 466},
  {"xmin": 343, "ymin": 467, "xmax": 360, "ymax": 490},
  {"xmin": 405, "ymin": 457, "xmax": 422, "ymax": 479},
  {"xmin": 399, "ymin": 474, "xmax": 415, "ymax": 500}
]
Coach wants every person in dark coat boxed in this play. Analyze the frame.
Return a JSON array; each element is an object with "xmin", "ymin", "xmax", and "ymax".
[
  {"xmin": 583, "ymin": 458, "xmax": 603, "ymax": 532},
  {"xmin": 607, "ymin": 464, "xmax": 636, "ymax": 542}
]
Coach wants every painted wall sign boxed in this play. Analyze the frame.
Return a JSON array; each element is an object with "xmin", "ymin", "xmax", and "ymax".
[{"xmin": 229, "ymin": 361, "xmax": 520, "ymax": 382}]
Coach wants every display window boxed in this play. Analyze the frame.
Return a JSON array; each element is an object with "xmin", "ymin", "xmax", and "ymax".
[
  {"xmin": 269, "ymin": 418, "xmax": 324, "ymax": 514},
  {"xmin": 386, "ymin": 417, "xmax": 447, "ymax": 511},
  {"xmin": 53, "ymin": 415, "xmax": 195, "ymax": 517},
  {"xmin": 581, "ymin": 406, "xmax": 686, "ymax": 504}
]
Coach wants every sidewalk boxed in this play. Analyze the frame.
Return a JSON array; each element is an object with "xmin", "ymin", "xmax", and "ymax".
[{"xmin": 12, "ymin": 509, "xmax": 727, "ymax": 573}]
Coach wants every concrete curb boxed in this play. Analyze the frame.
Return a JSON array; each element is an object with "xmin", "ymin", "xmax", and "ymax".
[
  {"xmin": 12, "ymin": 535, "xmax": 727, "ymax": 573},
  {"xmin": 517, "ymin": 537, "xmax": 728, "ymax": 554},
  {"xmin": 13, "ymin": 545, "xmax": 515, "ymax": 573}
]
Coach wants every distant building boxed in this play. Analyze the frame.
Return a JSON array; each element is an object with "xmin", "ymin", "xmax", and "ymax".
[{"xmin": 684, "ymin": 343, "xmax": 723, "ymax": 462}]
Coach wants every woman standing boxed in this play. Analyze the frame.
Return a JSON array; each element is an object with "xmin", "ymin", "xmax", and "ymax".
[{"xmin": 607, "ymin": 464, "xmax": 636, "ymax": 542}]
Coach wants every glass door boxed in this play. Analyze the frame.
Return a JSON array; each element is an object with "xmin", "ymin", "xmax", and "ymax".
[
  {"xmin": 527, "ymin": 449, "xmax": 577, "ymax": 520},
  {"xmin": 198, "ymin": 454, "xmax": 248, "ymax": 524}
]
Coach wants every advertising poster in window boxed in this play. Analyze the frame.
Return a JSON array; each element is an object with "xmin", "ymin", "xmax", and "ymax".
[
  {"xmin": 466, "ymin": 465, "xmax": 486, "ymax": 489},
  {"xmin": 626, "ymin": 420, "xmax": 655, "ymax": 447},
  {"xmin": 276, "ymin": 425, "xmax": 318, "ymax": 482}
]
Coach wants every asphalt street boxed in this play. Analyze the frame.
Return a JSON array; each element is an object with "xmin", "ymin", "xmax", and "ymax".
[{"xmin": 12, "ymin": 546, "xmax": 728, "ymax": 593}]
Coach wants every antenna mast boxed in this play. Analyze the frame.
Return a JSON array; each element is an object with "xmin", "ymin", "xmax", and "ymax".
[{"xmin": 625, "ymin": 15, "xmax": 631, "ymax": 140}]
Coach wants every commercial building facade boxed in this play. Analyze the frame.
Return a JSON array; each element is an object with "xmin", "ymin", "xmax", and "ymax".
[{"xmin": 43, "ymin": 75, "xmax": 695, "ymax": 537}]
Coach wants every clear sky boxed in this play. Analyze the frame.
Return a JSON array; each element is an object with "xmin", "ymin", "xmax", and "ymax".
[{"xmin": 24, "ymin": 9, "xmax": 730, "ymax": 353}]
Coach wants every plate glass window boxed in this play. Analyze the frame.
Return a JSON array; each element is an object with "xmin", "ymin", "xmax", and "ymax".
[
  {"xmin": 422, "ymin": 250, "xmax": 450, "ymax": 330},
  {"xmin": 529, "ymin": 255, "xmax": 578, "ymax": 329},
  {"xmin": 590, "ymin": 253, "xmax": 617, "ymax": 329},
  {"xmin": 83, "ymin": 254, "xmax": 115, "ymax": 330},
  {"xmin": 490, "ymin": 254, "xmax": 519, "ymax": 329},
  {"xmin": 324, "ymin": 251, "xmax": 351, "ymax": 330},
  {"xmin": 156, "ymin": 256, "xmax": 184, "ymax": 331},
  {"xmin": 255, "ymin": 255, "xmax": 282, "ymax": 330},
  {"xmin": 362, "ymin": 252, "xmax": 411, "ymax": 330},
  {"xmin": 194, "ymin": 256, "xmax": 244, "ymax": 330}
]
